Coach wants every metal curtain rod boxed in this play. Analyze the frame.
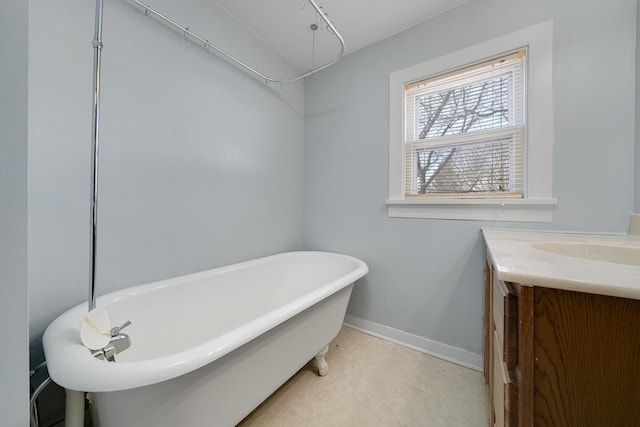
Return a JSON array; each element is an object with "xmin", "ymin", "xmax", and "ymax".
[
  {"xmin": 130, "ymin": 0, "xmax": 345, "ymax": 84},
  {"xmin": 87, "ymin": 0, "xmax": 345, "ymax": 312}
]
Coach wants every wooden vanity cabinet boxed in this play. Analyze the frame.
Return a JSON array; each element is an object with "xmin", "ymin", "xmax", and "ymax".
[
  {"xmin": 484, "ymin": 250, "xmax": 640, "ymax": 427},
  {"xmin": 484, "ymin": 257, "xmax": 521, "ymax": 426}
]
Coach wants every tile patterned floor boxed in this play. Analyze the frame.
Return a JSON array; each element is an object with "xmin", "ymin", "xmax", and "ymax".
[{"xmin": 238, "ymin": 326, "xmax": 487, "ymax": 426}]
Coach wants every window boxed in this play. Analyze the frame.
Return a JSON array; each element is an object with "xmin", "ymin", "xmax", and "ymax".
[
  {"xmin": 405, "ymin": 51, "xmax": 524, "ymax": 198},
  {"xmin": 388, "ymin": 21, "xmax": 556, "ymax": 222}
]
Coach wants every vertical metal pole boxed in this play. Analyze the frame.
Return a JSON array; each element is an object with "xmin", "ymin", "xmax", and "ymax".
[{"xmin": 89, "ymin": 0, "xmax": 105, "ymax": 312}]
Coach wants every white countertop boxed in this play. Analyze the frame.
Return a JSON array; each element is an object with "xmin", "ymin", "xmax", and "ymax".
[{"xmin": 482, "ymin": 228, "xmax": 640, "ymax": 300}]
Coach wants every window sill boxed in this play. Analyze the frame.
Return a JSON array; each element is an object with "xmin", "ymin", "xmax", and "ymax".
[{"xmin": 386, "ymin": 198, "xmax": 557, "ymax": 222}]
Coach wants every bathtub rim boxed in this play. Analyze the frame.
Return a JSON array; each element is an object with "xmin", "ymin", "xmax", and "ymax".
[{"xmin": 42, "ymin": 251, "xmax": 368, "ymax": 392}]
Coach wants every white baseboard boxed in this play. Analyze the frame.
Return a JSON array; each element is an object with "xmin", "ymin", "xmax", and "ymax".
[{"xmin": 343, "ymin": 315, "xmax": 483, "ymax": 372}]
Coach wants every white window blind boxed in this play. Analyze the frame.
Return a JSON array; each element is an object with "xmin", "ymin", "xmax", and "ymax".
[{"xmin": 403, "ymin": 50, "xmax": 525, "ymax": 198}]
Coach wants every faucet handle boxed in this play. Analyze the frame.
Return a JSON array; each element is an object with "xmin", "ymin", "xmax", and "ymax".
[{"xmin": 110, "ymin": 320, "xmax": 131, "ymax": 337}]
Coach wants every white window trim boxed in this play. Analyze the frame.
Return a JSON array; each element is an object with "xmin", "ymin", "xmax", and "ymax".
[{"xmin": 388, "ymin": 20, "xmax": 556, "ymax": 222}]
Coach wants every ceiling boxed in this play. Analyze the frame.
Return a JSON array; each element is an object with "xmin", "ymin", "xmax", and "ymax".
[{"xmin": 214, "ymin": 0, "xmax": 469, "ymax": 73}]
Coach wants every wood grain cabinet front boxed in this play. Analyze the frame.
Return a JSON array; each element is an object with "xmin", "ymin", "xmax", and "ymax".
[{"xmin": 484, "ymin": 248, "xmax": 640, "ymax": 427}]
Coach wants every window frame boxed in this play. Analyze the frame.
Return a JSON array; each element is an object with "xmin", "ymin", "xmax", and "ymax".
[{"xmin": 387, "ymin": 20, "xmax": 556, "ymax": 222}]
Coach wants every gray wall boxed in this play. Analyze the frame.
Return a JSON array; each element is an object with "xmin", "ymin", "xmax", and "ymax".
[
  {"xmin": 0, "ymin": 0, "xmax": 29, "ymax": 424},
  {"xmin": 636, "ymin": 0, "xmax": 640, "ymax": 213},
  {"xmin": 303, "ymin": 0, "xmax": 637, "ymax": 354},
  {"xmin": 29, "ymin": 0, "xmax": 304, "ymax": 356}
]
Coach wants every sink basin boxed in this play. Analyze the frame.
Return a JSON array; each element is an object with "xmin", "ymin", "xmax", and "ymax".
[{"xmin": 531, "ymin": 242, "xmax": 640, "ymax": 267}]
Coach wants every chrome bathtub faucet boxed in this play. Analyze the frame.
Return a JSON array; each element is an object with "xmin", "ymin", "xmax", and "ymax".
[
  {"xmin": 110, "ymin": 320, "xmax": 131, "ymax": 337},
  {"xmin": 92, "ymin": 320, "xmax": 132, "ymax": 362}
]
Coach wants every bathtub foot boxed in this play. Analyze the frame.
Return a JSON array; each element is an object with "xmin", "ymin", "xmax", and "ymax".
[
  {"xmin": 315, "ymin": 345, "xmax": 329, "ymax": 376},
  {"xmin": 65, "ymin": 389, "xmax": 85, "ymax": 427}
]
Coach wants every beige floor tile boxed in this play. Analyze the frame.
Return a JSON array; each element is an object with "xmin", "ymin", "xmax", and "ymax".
[{"xmin": 238, "ymin": 326, "xmax": 487, "ymax": 427}]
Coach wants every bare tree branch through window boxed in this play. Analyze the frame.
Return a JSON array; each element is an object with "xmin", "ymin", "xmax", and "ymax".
[{"xmin": 404, "ymin": 51, "xmax": 524, "ymax": 197}]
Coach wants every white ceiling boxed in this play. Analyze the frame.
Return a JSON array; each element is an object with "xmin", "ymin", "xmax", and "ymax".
[{"xmin": 214, "ymin": 0, "xmax": 469, "ymax": 73}]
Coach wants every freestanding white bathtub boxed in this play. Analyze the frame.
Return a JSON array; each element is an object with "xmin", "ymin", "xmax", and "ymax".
[{"xmin": 42, "ymin": 251, "xmax": 368, "ymax": 427}]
